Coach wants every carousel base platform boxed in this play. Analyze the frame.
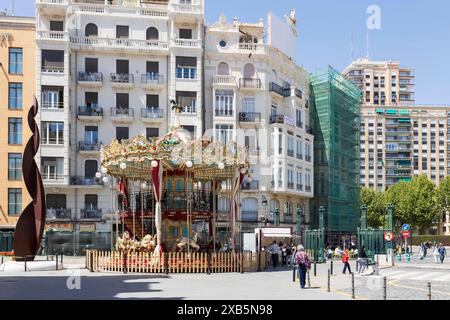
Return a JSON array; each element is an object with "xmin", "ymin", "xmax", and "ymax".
[{"xmin": 0, "ymin": 261, "xmax": 64, "ymax": 272}]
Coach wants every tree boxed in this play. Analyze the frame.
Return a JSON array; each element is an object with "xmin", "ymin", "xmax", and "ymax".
[
  {"xmin": 360, "ymin": 187, "xmax": 386, "ymax": 228},
  {"xmin": 386, "ymin": 175, "xmax": 438, "ymax": 234},
  {"xmin": 437, "ymin": 176, "xmax": 450, "ymax": 216}
]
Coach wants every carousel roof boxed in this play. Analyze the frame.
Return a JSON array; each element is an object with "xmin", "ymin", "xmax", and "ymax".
[{"xmin": 100, "ymin": 127, "xmax": 249, "ymax": 181}]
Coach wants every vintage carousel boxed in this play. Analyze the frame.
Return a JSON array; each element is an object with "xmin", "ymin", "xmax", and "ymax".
[{"xmin": 100, "ymin": 124, "xmax": 250, "ymax": 257}]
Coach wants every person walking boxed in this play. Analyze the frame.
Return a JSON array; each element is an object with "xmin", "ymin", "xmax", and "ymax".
[
  {"xmin": 286, "ymin": 243, "xmax": 293, "ymax": 266},
  {"xmin": 269, "ymin": 241, "xmax": 280, "ymax": 268},
  {"xmin": 295, "ymin": 245, "xmax": 311, "ymax": 289},
  {"xmin": 438, "ymin": 243, "xmax": 447, "ymax": 264},
  {"xmin": 358, "ymin": 246, "xmax": 368, "ymax": 274},
  {"xmin": 433, "ymin": 244, "xmax": 440, "ymax": 263},
  {"xmin": 342, "ymin": 249, "xmax": 352, "ymax": 274},
  {"xmin": 281, "ymin": 245, "xmax": 287, "ymax": 266},
  {"xmin": 419, "ymin": 243, "xmax": 425, "ymax": 260}
]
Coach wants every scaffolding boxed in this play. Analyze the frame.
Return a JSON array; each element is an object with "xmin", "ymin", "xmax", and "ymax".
[{"xmin": 310, "ymin": 66, "xmax": 361, "ymax": 241}]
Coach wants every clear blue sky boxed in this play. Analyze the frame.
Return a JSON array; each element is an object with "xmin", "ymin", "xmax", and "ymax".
[{"xmin": 4, "ymin": 0, "xmax": 450, "ymax": 105}]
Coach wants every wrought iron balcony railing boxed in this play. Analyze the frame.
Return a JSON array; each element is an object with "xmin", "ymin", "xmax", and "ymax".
[
  {"xmin": 78, "ymin": 71, "xmax": 103, "ymax": 82},
  {"xmin": 78, "ymin": 106, "xmax": 104, "ymax": 117},
  {"xmin": 46, "ymin": 208, "xmax": 72, "ymax": 219},
  {"xmin": 78, "ymin": 141, "xmax": 101, "ymax": 152},
  {"xmin": 80, "ymin": 208, "xmax": 103, "ymax": 219},
  {"xmin": 111, "ymin": 107, "xmax": 134, "ymax": 117},
  {"xmin": 141, "ymin": 108, "xmax": 163, "ymax": 119},
  {"xmin": 241, "ymin": 180, "xmax": 259, "ymax": 190},
  {"xmin": 110, "ymin": 73, "xmax": 134, "ymax": 83},
  {"xmin": 141, "ymin": 73, "xmax": 164, "ymax": 84},
  {"xmin": 239, "ymin": 112, "xmax": 261, "ymax": 122},
  {"xmin": 70, "ymin": 176, "xmax": 103, "ymax": 186}
]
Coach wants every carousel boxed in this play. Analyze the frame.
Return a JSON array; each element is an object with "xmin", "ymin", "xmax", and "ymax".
[{"xmin": 100, "ymin": 125, "xmax": 250, "ymax": 256}]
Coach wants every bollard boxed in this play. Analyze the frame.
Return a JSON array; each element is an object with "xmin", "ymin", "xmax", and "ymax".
[
  {"xmin": 383, "ymin": 276, "xmax": 387, "ymax": 300},
  {"xmin": 207, "ymin": 252, "xmax": 211, "ymax": 275},
  {"xmin": 327, "ymin": 269, "xmax": 331, "ymax": 292},
  {"xmin": 61, "ymin": 254, "xmax": 64, "ymax": 264},
  {"xmin": 351, "ymin": 272, "xmax": 355, "ymax": 299},
  {"xmin": 307, "ymin": 271, "xmax": 311, "ymax": 287},
  {"xmin": 314, "ymin": 261, "xmax": 317, "ymax": 276},
  {"xmin": 24, "ymin": 258, "xmax": 27, "ymax": 272},
  {"xmin": 123, "ymin": 252, "xmax": 128, "ymax": 274},
  {"xmin": 1, "ymin": 256, "xmax": 3, "ymax": 264},
  {"xmin": 56, "ymin": 254, "xmax": 58, "ymax": 270},
  {"xmin": 428, "ymin": 282, "xmax": 431, "ymax": 300},
  {"xmin": 330, "ymin": 260, "xmax": 333, "ymax": 275},
  {"xmin": 356, "ymin": 259, "xmax": 359, "ymax": 272}
]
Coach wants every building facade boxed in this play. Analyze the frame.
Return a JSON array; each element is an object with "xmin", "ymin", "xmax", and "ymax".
[
  {"xmin": 36, "ymin": 0, "xmax": 204, "ymax": 237},
  {"xmin": 0, "ymin": 15, "xmax": 35, "ymax": 231},
  {"xmin": 205, "ymin": 15, "xmax": 314, "ymax": 236}
]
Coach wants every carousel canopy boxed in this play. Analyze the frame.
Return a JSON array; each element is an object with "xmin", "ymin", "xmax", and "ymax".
[{"xmin": 101, "ymin": 127, "xmax": 249, "ymax": 181}]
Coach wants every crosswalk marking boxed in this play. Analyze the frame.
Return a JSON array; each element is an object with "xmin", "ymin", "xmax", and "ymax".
[{"xmin": 380, "ymin": 269, "xmax": 450, "ymax": 282}]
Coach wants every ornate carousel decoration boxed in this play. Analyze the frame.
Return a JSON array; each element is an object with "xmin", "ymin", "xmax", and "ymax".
[{"xmin": 101, "ymin": 126, "xmax": 250, "ymax": 255}]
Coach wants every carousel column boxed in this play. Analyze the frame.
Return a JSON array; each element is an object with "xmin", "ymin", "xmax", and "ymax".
[{"xmin": 151, "ymin": 160, "xmax": 163, "ymax": 251}]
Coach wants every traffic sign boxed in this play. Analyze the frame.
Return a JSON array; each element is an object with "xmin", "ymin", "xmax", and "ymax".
[
  {"xmin": 384, "ymin": 232, "xmax": 394, "ymax": 242},
  {"xmin": 402, "ymin": 224, "xmax": 410, "ymax": 231},
  {"xmin": 402, "ymin": 230, "xmax": 410, "ymax": 238}
]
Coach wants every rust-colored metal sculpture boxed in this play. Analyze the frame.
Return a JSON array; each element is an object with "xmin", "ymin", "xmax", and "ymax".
[{"xmin": 13, "ymin": 98, "xmax": 46, "ymax": 261}]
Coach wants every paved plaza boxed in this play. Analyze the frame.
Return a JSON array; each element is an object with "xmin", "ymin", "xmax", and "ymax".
[{"xmin": 1, "ymin": 252, "xmax": 449, "ymax": 300}]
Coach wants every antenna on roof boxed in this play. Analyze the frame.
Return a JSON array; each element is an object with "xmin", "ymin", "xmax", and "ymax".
[
  {"xmin": 350, "ymin": 32, "xmax": 354, "ymax": 61},
  {"xmin": 11, "ymin": 0, "xmax": 15, "ymax": 16}
]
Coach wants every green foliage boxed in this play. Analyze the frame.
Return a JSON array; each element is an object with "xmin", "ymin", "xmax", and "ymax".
[
  {"xmin": 361, "ymin": 175, "xmax": 441, "ymax": 234},
  {"xmin": 437, "ymin": 176, "xmax": 450, "ymax": 214},
  {"xmin": 411, "ymin": 235, "xmax": 450, "ymax": 246},
  {"xmin": 360, "ymin": 188, "xmax": 386, "ymax": 228}
]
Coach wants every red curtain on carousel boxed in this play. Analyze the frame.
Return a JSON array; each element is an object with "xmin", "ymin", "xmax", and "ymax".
[{"xmin": 151, "ymin": 161, "xmax": 163, "ymax": 248}]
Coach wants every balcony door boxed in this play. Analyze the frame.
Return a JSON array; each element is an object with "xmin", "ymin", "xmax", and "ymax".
[
  {"xmin": 84, "ymin": 160, "xmax": 98, "ymax": 181},
  {"xmin": 85, "ymin": 126, "xmax": 98, "ymax": 145},
  {"xmin": 85, "ymin": 194, "xmax": 98, "ymax": 211}
]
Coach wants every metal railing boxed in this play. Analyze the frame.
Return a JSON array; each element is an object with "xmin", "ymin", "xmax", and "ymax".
[
  {"xmin": 111, "ymin": 107, "xmax": 134, "ymax": 118},
  {"xmin": 42, "ymin": 173, "xmax": 66, "ymax": 181},
  {"xmin": 70, "ymin": 36, "xmax": 169, "ymax": 51},
  {"xmin": 110, "ymin": 73, "xmax": 134, "ymax": 83},
  {"xmin": 295, "ymin": 88, "xmax": 303, "ymax": 99},
  {"xmin": 241, "ymin": 211, "xmax": 258, "ymax": 222},
  {"xmin": 239, "ymin": 112, "xmax": 261, "ymax": 122},
  {"xmin": 78, "ymin": 141, "xmax": 101, "ymax": 152},
  {"xmin": 241, "ymin": 180, "xmax": 259, "ymax": 190},
  {"xmin": 239, "ymin": 78, "xmax": 262, "ymax": 89},
  {"xmin": 287, "ymin": 182, "xmax": 294, "ymax": 189},
  {"xmin": 269, "ymin": 82, "xmax": 284, "ymax": 96},
  {"xmin": 296, "ymin": 184, "xmax": 303, "ymax": 191},
  {"xmin": 41, "ymin": 65, "xmax": 64, "ymax": 73},
  {"xmin": 305, "ymin": 186, "xmax": 312, "ymax": 192},
  {"xmin": 78, "ymin": 106, "xmax": 104, "ymax": 117},
  {"xmin": 141, "ymin": 73, "xmax": 164, "ymax": 85},
  {"xmin": 46, "ymin": 208, "xmax": 72, "ymax": 219},
  {"xmin": 70, "ymin": 176, "xmax": 103, "ymax": 186},
  {"xmin": 80, "ymin": 208, "xmax": 103, "ymax": 219},
  {"xmin": 215, "ymin": 109, "xmax": 233, "ymax": 117},
  {"xmin": 141, "ymin": 108, "xmax": 163, "ymax": 119},
  {"xmin": 78, "ymin": 72, "xmax": 103, "ymax": 82}
]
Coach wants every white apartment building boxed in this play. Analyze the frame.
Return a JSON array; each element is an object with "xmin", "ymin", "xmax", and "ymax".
[
  {"xmin": 35, "ymin": 0, "xmax": 204, "ymax": 234},
  {"xmin": 205, "ymin": 15, "xmax": 314, "ymax": 234}
]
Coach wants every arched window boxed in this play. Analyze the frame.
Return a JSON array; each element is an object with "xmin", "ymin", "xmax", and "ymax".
[
  {"xmin": 84, "ymin": 160, "xmax": 98, "ymax": 179},
  {"xmin": 285, "ymin": 201, "xmax": 292, "ymax": 216},
  {"xmin": 218, "ymin": 62, "xmax": 229, "ymax": 75},
  {"xmin": 146, "ymin": 27, "xmax": 159, "ymax": 40},
  {"xmin": 243, "ymin": 63, "xmax": 255, "ymax": 79},
  {"xmin": 271, "ymin": 69, "xmax": 278, "ymax": 83},
  {"xmin": 85, "ymin": 23, "xmax": 98, "ymax": 37},
  {"xmin": 218, "ymin": 197, "xmax": 230, "ymax": 212}
]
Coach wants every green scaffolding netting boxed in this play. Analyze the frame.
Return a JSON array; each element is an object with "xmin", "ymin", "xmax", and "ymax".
[{"xmin": 310, "ymin": 66, "xmax": 362, "ymax": 234}]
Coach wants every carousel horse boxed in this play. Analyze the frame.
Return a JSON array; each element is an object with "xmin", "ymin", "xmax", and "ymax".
[
  {"xmin": 176, "ymin": 234, "xmax": 200, "ymax": 252},
  {"xmin": 140, "ymin": 234, "xmax": 157, "ymax": 252}
]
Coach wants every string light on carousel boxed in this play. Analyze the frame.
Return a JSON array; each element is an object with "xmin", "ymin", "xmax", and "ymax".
[{"xmin": 100, "ymin": 119, "xmax": 250, "ymax": 262}]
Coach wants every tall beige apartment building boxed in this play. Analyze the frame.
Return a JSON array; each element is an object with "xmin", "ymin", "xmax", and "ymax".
[{"xmin": 344, "ymin": 59, "xmax": 450, "ymax": 235}]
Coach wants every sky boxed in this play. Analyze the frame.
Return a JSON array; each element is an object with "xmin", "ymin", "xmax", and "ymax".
[{"xmin": 3, "ymin": 0, "xmax": 450, "ymax": 105}]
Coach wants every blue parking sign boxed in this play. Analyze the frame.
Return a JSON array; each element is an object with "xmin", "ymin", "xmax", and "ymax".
[{"xmin": 402, "ymin": 224, "xmax": 410, "ymax": 231}]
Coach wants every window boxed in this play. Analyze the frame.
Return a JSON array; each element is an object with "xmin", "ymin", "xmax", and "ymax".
[
  {"xmin": 9, "ymin": 48, "xmax": 22, "ymax": 74},
  {"xmin": 296, "ymin": 172, "xmax": 303, "ymax": 189},
  {"xmin": 146, "ymin": 27, "xmax": 159, "ymax": 40},
  {"xmin": 85, "ymin": 23, "xmax": 98, "ymax": 37},
  {"xmin": 176, "ymin": 91, "xmax": 196, "ymax": 113},
  {"xmin": 287, "ymin": 136, "xmax": 294, "ymax": 157},
  {"xmin": 42, "ymin": 86, "xmax": 63, "ymax": 109},
  {"xmin": 215, "ymin": 90, "xmax": 233, "ymax": 116},
  {"xmin": 116, "ymin": 59, "xmax": 129, "ymax": 74},
  {"xmin": 243, "ymin": 97, "xmax": 255, "ymax": 113},
  {"xmin": 116, "ymin": 127, "xmax": 129, "ymax": 141},
  {"xmin": 8, "ymin": 118, "xmax": 22, "ymax": 145},
  {"xmin": 85, "ymin": 194, "xmax": 98, "ymax": 210},
  {"xmin": 41, "ymin": 50, "xmax": 64, "ymax": 72},
  {"xmin": 9, "ymin": 83, "xmax": 22, "ymax": 109},
  {"xmin": 46, "ymin": 194, "xmax": 67, "ymax": 209},
  {"xmin": 8, "ymin": 188, "xmax": 22, "ymax": 215},
  {"xmin": 85, "ymin": 160, "xmax": 98, "ymax": 179},
  {"xmin": 146, "ymin": 94, "xmax": 159, "ymax": 109},
  {"xmin": 305, "ymin": 143, "xmax": 311, "ymax": 161},
  {"xmin": 287, "ymin": 170, "xmax": 294, "ymax": 188},
  {"xmin": 116, "ymin": 93, "xmax": 129, "ymax": 110},
  {"xmin": 219, "ymin": 40, "xmax": 227, "ymax": 48},
  {"xmin": 218, "ymin": 197, "xmax": 230, "ymax": 212},
  {"xmin": 41, "ymin": 157, "xmax": 63, "ymax": 180},
  {"xmin": 146, "ymin": 61, "xmax": 159, "ymax": 74},
  {"xmin": 50, "ymin": 20, "xmax": 64, "ymax": 31},
  {"xmin": 218, "ymin": 62, "xmax": 229, "ymax": 75},
  {"xmin": 41, "ymin": 122, "xmax": 64, "ymax": 145},
  {"xmin": 146, "ymin": 128, "xmax": 159, "ymax": 140},
  {"xmin": 85, "ymin": 58, "xmax": 98, "ymax": 73},
  {"xmin": 215, "ymin": 124, "xmax": 233, "ymax": 144},
  {"xmin": 181, "ymin": 125, "xmax": 195, "ymax": 139},
  {"xmin": 116, "ymin": 25, "xmax": 129, "ymax": 38},
  {"xmin": 179, "ymin": 29, "xmax": 192, "ymax": 39},
  {"xmin": 296, "ymin": 109, "xmax": 303, "ymax": 127},
  {"xmin": 296, "ymin": 140, "xmax": 303, "ymax": 159},
  {"xmin": 84, "ymin": 126, "xmax": 98, "ymax": 144},
  {"xmin": 85, "ymin": 92, "xmax": 98, "ymax": 108},
  {"xmin": 176, "ymin": 57, "xmax": 197, "ymax": 79},
  {"xmin": 8, "ymin": 153, "xmax": 22, "ymax": 180},
  {"xmin": 243, "ymin": 63, "xmax": 255, "ymax": 79}
]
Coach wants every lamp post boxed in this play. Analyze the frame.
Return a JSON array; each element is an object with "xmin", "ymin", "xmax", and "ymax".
[
  {"xmin": 274, "ymin": 208, "xmax": 280, "ymax": 227},
  {"xmin": 95, "ymin": 168, "xmax": 115, "ymax": 251}
]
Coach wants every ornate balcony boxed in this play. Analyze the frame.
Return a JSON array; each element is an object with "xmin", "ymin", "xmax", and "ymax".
[
  {"xmin": 70, "ymin": 176, "xmax": 103, "ymax": 187},
  {"xmin": 141, "ymin": 108, "xmax": 164, "ymax": 123},
  {"xmin": 239, "ymin": 78, "xmax": 262, "ymax": 90},
  {"xmin": 239, "ymin": 112, "xmax": 262, "ymax": 128},
  {"xmin": 80, "ymin": 208, "xmax": 103, "ymax": 220},
  {"xmin": 110, "ymin": 73, "xmax": 134, "ymax": 89},
  {"xmin": 36, "ymin": 31, "xmax": 69, "ymax": 42},
  {"xmin": 78, "ymin": 72, "xmax": 103, "ymax": 88},
  {"xmin": 78, "ymin": 106, "xmax": 104, "ymax": 121},
  {"xmin": 110, "ymin": 107, "xmax": 134, "ymax": 123},
  {"xmin": 169, "ymin": 0, "xmax": 203, "ymax": 23},
  {"xmin": 141, "ymin": 73, "xmax": 164, "ymax": 90},
  {"xmin": 269, "ymin": 114, "xmax": 295, "ymax": 127},
  {"xmin": 213, "ymin": 75, "xmax": 236, "ymax": 87},
  {"xmin": 241, "ymin": 180, "xmax": 259, "ymax": 191},
  {"xmin": 36, "ymin": 0, "xmax": 68, "ymax": 14},
  {"xmin": 78, "ymin": 141, "xmax": 102, "ymax": 153},
  {"xmin": 70, "ymin": 36, "xmax": 169, "ymax": 55},
  {"xmin": 172, "ymin": 38, "xmax": 202, "ymax": 49},
  {"xmin": 46, "ymin": 208, "xmax": 72, "ymax": 220}
]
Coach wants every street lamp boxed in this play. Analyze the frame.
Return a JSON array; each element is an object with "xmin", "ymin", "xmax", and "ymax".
[{"xmin": 96, "ymin": 169, "xmax": 116, "ymax": 251}]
